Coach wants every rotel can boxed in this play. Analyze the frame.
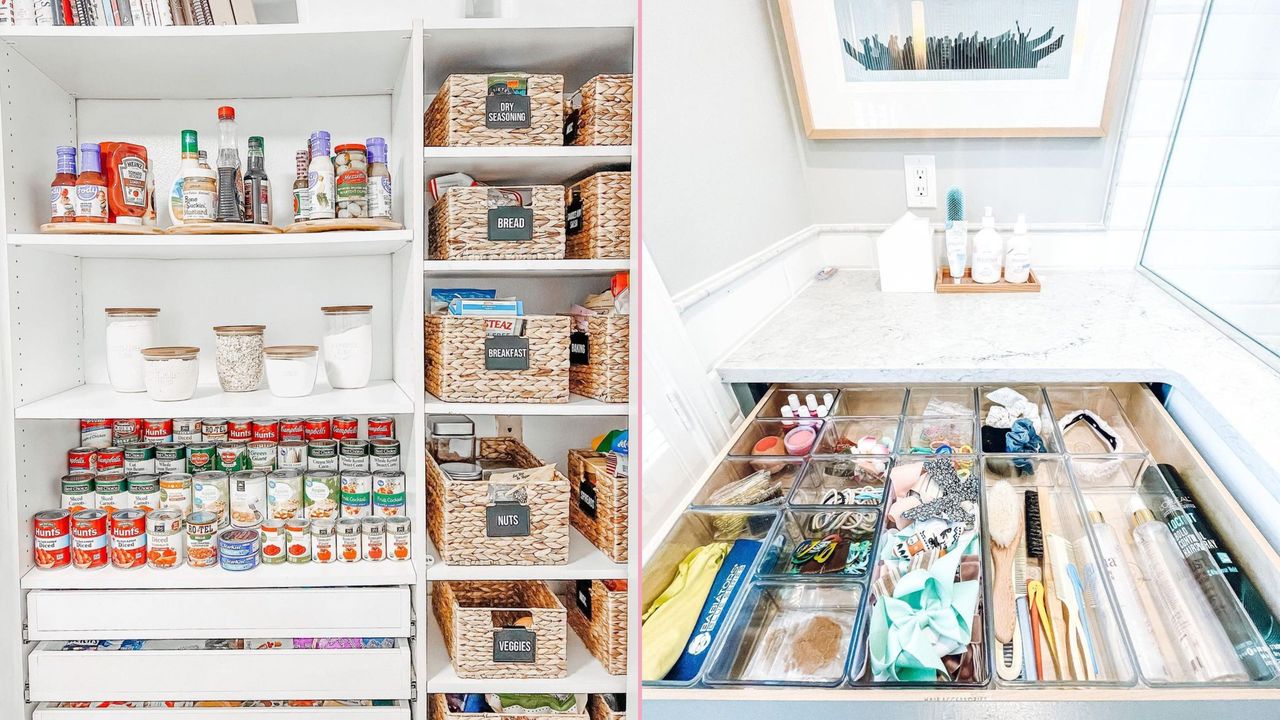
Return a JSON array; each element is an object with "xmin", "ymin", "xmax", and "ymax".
[
  {"xmin": 185, "ymin": 510, "xmax": 220, "ymax": 567},
  {"xmin": 68, "ymin": 446, "xmax": 98, "ymax": 473},
  {"xmin": 279, "ymin": 417, "xmax": 305, "ymax": 442},
  {"xmin": 110, "ymin": 509, "xmax": 147, "ymax": 569},
  {"xmin": 202, "ymin": 417, "xmax": 229, "ymax": 442},
  {"xmin": 71, "ymin": 509, "xmax": 108, "ymax": 570},
  {"xmin": 96, "ymin": 446, "xmax": 124, "ymax": 474},
  {"xmin": 142, "ymin": 418, "xmax": 173, "ymax": 443},
  {"xmin": 227, "ymin": 418, "xmax": 253, "ymax": 442},
  {"xmin": 331, "ymin": 416, "xmax": 358, "ymax": 440},
  {"xmin": 252, "ymin": 418, "xmax": 279, "ymax": 443},
  {"xmin": 367, "ymin": 416, "xmax": 395, "ymax": 439},
  {"xmin": 33, "ymin": 509, "xmax": 71, "ymax": 570},
  {"xmin": 80, "ymin": 419, "xmax": 112, "ymax": 449},
  {"xmin": 112, "ymin": 418, "xmax": 143, "ymax": 445},
  {"xmin": 303, "ymin": 417, "xmax": 331, "ymax": 441}
]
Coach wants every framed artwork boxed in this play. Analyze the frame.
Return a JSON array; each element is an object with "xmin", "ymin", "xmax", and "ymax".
[{"xmin": 778, "ymin": 0, "xmax": 1139, "ymax": 138}]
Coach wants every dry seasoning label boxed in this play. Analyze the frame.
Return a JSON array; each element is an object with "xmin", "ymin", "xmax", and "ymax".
[
  {"xmin": 485, "ymin": 74, "xmax": 531, "ymax": 130},
  {"xmin": 484, "ymin": 335, "xmax": 529, "ymax": 371},
  {"xmin": 486, "ymin": 502, "xmax": 530, "ymax": 537},
  {"xmin": 487, "ymin": 206, "xmax": 534, "ymax": 241},
  {"xmin": 493, "ymin": 626, "xmax": 536, "ymax": 663}
]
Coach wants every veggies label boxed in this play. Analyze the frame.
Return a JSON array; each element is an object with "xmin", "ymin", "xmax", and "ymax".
[{"xmin": 493, "ymin": 627, "xmax": 536, "ymax": 663}]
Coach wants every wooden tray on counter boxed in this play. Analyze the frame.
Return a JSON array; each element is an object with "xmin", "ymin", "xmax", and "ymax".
[{"xmin": 935, "ymin": 267, "xmax": 1041, "ymax": 293}]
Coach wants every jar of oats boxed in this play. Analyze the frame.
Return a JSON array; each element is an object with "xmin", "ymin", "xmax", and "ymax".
[{"xmin": 212, "ymin": 325, "xmax": 266, "ymax": 392}]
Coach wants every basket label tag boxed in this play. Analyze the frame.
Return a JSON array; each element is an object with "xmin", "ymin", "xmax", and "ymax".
[
  {"xmin": 493, "ymin": 626, "xmax": 536, "ymax": 663},
  {"xmin": 566, "ymin": 190, "xmax": 584, "ymax": 235},
  {"xmin": 486, "ymin": 501, "xmax": 530, "ymax": 537},
  {"xmin": 484, "ymin": 335, "xmax": 529, "ymax": 370},
  {"xmin": 488, "ymin": 206, "xmax": 534, "ymax": 241},
  {"xmin": 570, "ymin": 331, "xmax": 590, "ymax": 365},
  {"xmin": 486, "ymin": 94, "xmax": 531, "ymax": 129},
  {"xmin": 576, "ymin": 579, "xmax": 593, "ymax": 619},
  {"xmin": 578, "ymin": 474, "xmax": 598, "ymax": 519}
]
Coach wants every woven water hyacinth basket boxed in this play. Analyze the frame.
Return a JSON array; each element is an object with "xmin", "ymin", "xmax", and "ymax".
[
  {"xmin": 568, "ymin": 449, "xmax": 628, "ymax": 563},
  {"xmin": 569, "ymin": 314, "xmax": 629, "ymax": 404},
  {"xmin": 565, "ymin": 171, "xmax": 630, "ymax": 260},
  {"xmin": 567, "ymin": 579, "xmax": 628, "ymax": 676},
  {"xmin": 567, "ymin": 74, "xmax": 632, "ymax": 146},
  {"xmin": 431, "ymin": 580, "xmax": 567, "ymax": 679},
  {"xmin": 429, "ymin": 185, "xmax": 566, "ymax": 260},
  {"xmin": 426, "ymin": 73, "xmax": 564, "ymax": 147},
  {"xmin": 424, "ymin": 314, "xmax": 569, "ymax": 403},
  {"xmin": 430, "ymin": 693, "xmax": 588, "ymax": 720},
  {"xmin": 586, "ymin": 695, "xmax": 625, "ymax": 720}
]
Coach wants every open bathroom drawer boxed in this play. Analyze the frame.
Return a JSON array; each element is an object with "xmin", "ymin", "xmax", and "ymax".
[
  {"xmin": 31, "ymin": 701, "xmax": 411, "ymax": 720},
  {"xmin": 643, "ymin": 382, "xmax": 1280, "ymax": 702}
]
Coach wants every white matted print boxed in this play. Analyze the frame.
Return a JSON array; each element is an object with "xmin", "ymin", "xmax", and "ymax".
[{"xmin": 780, "ymin": 0, "xmax": 1135, "ymax": 138}]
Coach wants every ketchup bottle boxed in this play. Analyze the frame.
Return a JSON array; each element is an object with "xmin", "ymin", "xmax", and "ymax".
[
  {"xmin": 49, "ymin": 145, "xmax": 77, "ymax": 223},
  {"xmin": 75, "ymin": 143, "xmax": 108, "ymax": 224}
]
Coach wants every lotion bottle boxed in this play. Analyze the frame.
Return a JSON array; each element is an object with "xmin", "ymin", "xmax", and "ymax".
[
  {"xmin": 944, "ymin": 186, "xmax": 967, "ymax": 283},
  {"xmin": 1005, "ymin": 213, "xmax": 1032, "ymax": 283},
  {"xmin": 971, "ymin": 206, "xmax": 1002, "ymax": 284}
]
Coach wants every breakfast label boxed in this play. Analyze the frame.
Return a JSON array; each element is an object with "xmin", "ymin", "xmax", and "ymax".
[{"xmin": 484, "ymin": 336, "xmax": 530, "ymax": 371}]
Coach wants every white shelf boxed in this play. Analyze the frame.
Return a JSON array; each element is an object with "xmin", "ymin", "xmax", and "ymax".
[
  {"xmin": 424, "ymin": 258, "xmax": 629, "ymax": 276},
  {"xmin": 425, "ymin": 607, "xmax": 626, "ymax": 694},
  {"xmin": 423, "ymin": 146, "xmax": 632, "ymax": 184},
  {"xmin": 425, "ymin": 391, "xmax": 628, "ymax": 416},
  {"xmin": 422, "ymin": 24, "xmax": 634, "ymax": 91},
  {"xmin": 8, "ymin": 230, "xmax": 412, "ymax": 260},
  {"xmin": 426, "ymin": 529, "xmax": 625, "ymax": 581},
  {"xmin": 34, "ymin": 701, "xmax": 411, "ymax": 719},
  {"xmin": 16, "ymin": 381, "xmax": 414, "ymax": 420},
  {"xmin": 22, "ymin": 559, "xmax": 416, "ymax": 590}
]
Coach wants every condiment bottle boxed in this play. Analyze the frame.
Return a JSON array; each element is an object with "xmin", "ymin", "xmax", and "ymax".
[
  {"xmin": 243, "ymin": 135, "xmax": 271, "ymax": 225},
  {"xmin": 75, "ymin": 143, "xmax": 107, "ymax": 223},
  {"xmin": 50, "ymin": 145, "xmax": 77, "ymax": 223},
  {"xmin": 366, "ymin": 137, "xmax": 392, "ymax": 220},
  {"xmin": 180, "ymin": 131, "xmax": 217, "ymax": 223},
  {"xmin": 214, "ymin": 105, "xmax": 244, "ymax": 223},
  {"xmin": 307, "ymin": 131, "xmax": 335, "ymax": 221},
  {"xmin": 292, "ymin": 149, "xmax": 310, "ymax": 223}
]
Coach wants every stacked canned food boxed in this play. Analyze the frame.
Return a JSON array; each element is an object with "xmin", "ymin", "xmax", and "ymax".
[{"xmin": 32, "ymin": 415, "xmax": 410, "ymax": 573}]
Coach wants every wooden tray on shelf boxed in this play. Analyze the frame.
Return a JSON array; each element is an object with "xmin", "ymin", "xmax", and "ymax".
[
  {"xmin": 935, "ymin": 267, "xmax": 1041, "ymax": 293},
  {"xmin": 40, "ymin": 222, "xmax": 163, "ymax": 235},
  {"xmin": 285, "ymin": 218, "xmax": 404, "ymax": 233},
  {"xmin": 166, "ymin": 222, "xmax": 283, "ymax": 235}
]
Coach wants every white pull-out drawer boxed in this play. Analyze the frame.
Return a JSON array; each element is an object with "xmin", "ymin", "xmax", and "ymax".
[
  {"xmin": 33, "ymin": 701, "xmax": 411, "ymax": 720},
  {"xmin": 27, "ymin": 587, "xmax": 412, "ymax": 640},
  {"xmin": 27, "ymin": 640, "xmax": 412, "ymax": 702}
]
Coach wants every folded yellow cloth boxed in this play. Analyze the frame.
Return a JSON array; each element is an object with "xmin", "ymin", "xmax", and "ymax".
[{"xmin": 641, "ymin": 541, "xmax": 730, "ymax": 681}]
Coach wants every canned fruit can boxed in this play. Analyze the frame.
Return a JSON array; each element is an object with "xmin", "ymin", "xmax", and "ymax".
[
  {"xmin": 185, "ymin": 510, "xmax": 220, "ymax": 567},
  {"xmin": 112, "ymin": 418, "xmax": 143, "ymax": 445},
  {"xmin": 216, "ymin": 442, "xmax": 250, "ymax": 472},
  {"xmin": 280, "ymin": 417, "xmax": 305, "ymax": 442},
  {"xmin": 71, "ymin": 509, "xmax": 109, "ymax": 569},
  {"xmin": 340, "ymin": 470, "xmax": 371, "ymax": 517},
  {"xmin": 154, "ymin": 442, "xmax": 187, "ymax": 474},
  {"xmin": 192, "ymin": 471, "xmax": 230, "ymax": 528},
  {"xmin": 371, "ymin": 471, "xmax": 406, "ymax": 517},
  {"xmin": 230, "ymin": 470, "xmax": 268, "ymax": 528},
  {"xmin": 260, "ymin": 519, "xmax": 287, "ymax": 564},
  {"xmin": 96, "ymin": 446, "xmax": 124, "ymax": 473},
  {"xmin": 303, "ymin": 470, "xmax": 340, "ymax": 520},
  {"xmin": 61, "ymin": 473, "xmax": 96, "ymax": 513},
  {"xmin": 337, "ymin": 517, "xmax": 362, "ymax": 562},
  {"xmin": 277, "ymin": 441, "xmax": 306, "ymax": 470},
  {"xmin": 387, "ymin": 516, "xmax": 411, "ymax": 561},
  {"xmin": 186, "ymin": 442, "xmax": 217, "ymax": 474},
  {"xmin": 33, "ymin": 509, "xmax": 71, "ymax": 570},
  {"xmin": 146, "ymin": 509, "xmax": 183, "ymax": 569},
  {"xmin": 227, "ymin": 418, "xmax": 253, "ymax": 442},
  {"xmin": 80, "ymin": 419, "xmax": 112, "ymax": 449},
  {"xmin": 307, "ymin": 439, "xmax": 338, "ymax": 471},
  {"xmin": 110, "ymin": 509, "xmax": 147, "ymax": 569},
  {"xmin": 173, "ymin": 418, "xmax": 202, "ymax": 443},
  {"xmin": 202, "ymin": 417, "xmax": 229, "ymax": 442},
  {"xmin": 369, "ymin": 438, "xmax": 401, "ymax": 472},
  {"xmin": 361, "ymin": 517, "xmax": 386, "ymax": 561},
  {"xmin": 338, "ymin": 439, "xmax": 369, "ymax": 472},
  {"xmin": 94, "ymin": 475, "xmax": 128, "ymax": 515},
  {"xmin": 312, "ymin": 519, "xmax": 336, "ymax": 563},
  {"xmin": 331, "ymin": 416, "xmax": 358, "ymax": 440},
  {"xmin": 247, "ymin": 440, "xmax": 277, "ymax": 471},
  {"xmin": 217, "ymin": 528, "xmax": 261, "ymax": 571},
  {"xmin": 142, "ymin": 418, "xmax": 173, "ymax": 443},
  {"xmin": 128, "ymin": 474, "xmax": 161, "ymax": 513},
  {"xmin": 159, "ymin": 473, "xmax": 193, "ymax": 516},
  {"xmin": 285, "ymin": 518, "xmax": 311, "ymax": 563},
  {"xmin": 123, "ymin": 442, "xmax": 156, "ymax": 475},
  {"xmin": 68, "ymin": 446, "xmax": 98, "ymax": 473},
  {"xmin": 267, "ymin": 468, "xmax": 303, "ymax": 521},
  {"xmin": 367, "ymin": 415, "xmax": 395, "ymax": 439},
  {"xmin": 304, "ymin": 417, "xmax": 331, "ymax": 441},
  {"xmin": 252, "ymin": 418, "xmax": 279, "ymax": 443}
]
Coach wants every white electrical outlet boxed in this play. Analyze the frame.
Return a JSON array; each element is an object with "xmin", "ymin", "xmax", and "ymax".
[{"xmin": 903, "ymin": 155, "xmax": 936, "ymax": 208}]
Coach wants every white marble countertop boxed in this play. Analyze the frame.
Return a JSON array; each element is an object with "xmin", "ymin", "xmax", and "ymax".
[{"xmin": 717, "ymin": 269, "xmax": 1280, "ymax": 489}]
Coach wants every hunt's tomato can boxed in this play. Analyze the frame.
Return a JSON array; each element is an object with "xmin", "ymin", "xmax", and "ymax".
[
  {"xmin": 79, "ymin": 419, "xmax": 112, "ymax": 449},
  {"xmin": 252, "ymin": 418, "xmax": 279, "ymax": 443},
  {"xmin": 279, "ymin": 417, "xmax": 305, "ymax": 442},
  {"xmin": 227, "ymin": 418, "xmax": 253, "ymax": 442},
  {"xmin": 110, "ymin": 509, "xmax": 147, "ymax": 569},
  {"xmin": 71, "ymin": 509, "xmax": 108, "ymax": 570},
  {"xmin": 331, "ymin": 416, "xmax": 358, "ymax": 440},
  {"xmin": 304, "ymin": 417, "xmax": 331, "ymax": 441},
  {"xmin": 96, "ymin": 446, "xmax": 124, "ymax": 474},
  {"xmin": 202, "ymin": 417, "xmax": 229, "ymax": 442},
  {"xmin": 33, "ymin": 509, "xmax": 71, "ymax": 570},
  {"xmin": 367, "ymin": 416, "xmax": 395, "ymax": 439},
  {"xmin": 112, "ymin": 418, "xmax": 143, "ymax": 445},
  {"xmin": 68, "ymin": 446, "xmax": 97, "ymax": 473},
  {"xmin": 142, "ymin": 418, "xmax": 173, "ymax": 443}
]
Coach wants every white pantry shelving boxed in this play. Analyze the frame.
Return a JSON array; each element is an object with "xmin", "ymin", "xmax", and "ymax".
[
  {"xmin": 33, "ymin": 701, "xmax": 412, "ymax": 719},
  {"xmin": 424, "ymin": 391, "xmax": 627, "ymax": 416},
  {"xmin": 22, "ymin": 559, "xmax": 416, "ymax": 590},
  {"xmin": 7, "ymin": 229, "xmax": 412, "ymax": 259},
  {"xmin": 422, "ymin": 146, "xmax": 632, "ymax": 185},
  {"xmin": 424, "ymin": 258, "xmax": 628, "ymax": 276}
]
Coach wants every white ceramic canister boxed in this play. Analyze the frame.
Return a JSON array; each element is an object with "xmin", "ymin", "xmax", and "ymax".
[{"xmin": 104, "ymin": 308, "xmax": 159, "ymax": 393}]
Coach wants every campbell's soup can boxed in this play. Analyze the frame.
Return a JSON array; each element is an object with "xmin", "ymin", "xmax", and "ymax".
[
  {"xmin": 367, "ymin": 416, "xmax": 395, "ymax": 439},
  {"xmin": 80, "ymin": 419, "xmax": 112, "ymax": 449},
  {"xmin": 331, "ymin": 416, "xmax": 359, "ymax": 440},
  {"xmin": 146, "ymin": 509, "xmax": 183, "ymax": 569},
  {"xmin": 336, "ymin": 517, "xmax": 361, "ymax": 562},
  {"xmin": 112, "ymin": 418, "xmax": 143, "ymax": 445},
  {"xmin": 202, "ymin": 417, "xmax": 229, "ymax": 442},
  {"xmin": 387, "ymin": 516, "xmax": 411, "ymax": 561},
  {"xmin": 338, "ymin": 439, "xmax": 369, "ymax": 472},
  {"xmin": 142, "ymin": 418, "xmax": 173, "ymax": 443},
  {"xmin": 369, "ymin": 438, "xmax": 401, "ymax": 472},
  {"xmin": 340, "ymin": 470, "xmax": 371, "ymax": 517},
  {"xmin": 215, "ymin": 442, "xmax": 250, "ymax": 473},
  {"xmin": 96, "ymin": 446, "xmax": 124, "ymax": 474},
  {"xmin": 33, "ymin": 509, "xmax": 71, "ymax": 570},
  {"xmin": 279, "ymin": 417, "xmax": 306, "ymax": 442},
  {"xmin": 303, "ymin": 417, "xmax": 331, "ymax": 441},
  {"xmin": 307, "ymin": 440, "xmax": 338, "ymax": 472},
  {"xmin": 94, "ymin": 475, "xmax": 128, "ymax": 516},
  {"xmin": 68, "ymin": 446, "xmax": 98, "ymax": 473},
  {"xmin": 155, "ymin": 442, "xmax": 187, "ymax": 475},
  {"xmin": 61, "ymin": 473, "xmax": 96, "ymax": 513},
  {"xmin": 192, "ymin": 471, "xmax": 230, "ymax": 528},
  {"xmin": 123, "ymin": 442, "xmax": 156, "ymax": 475},
  {"xmin": 252, "ymin": 418, "xmax": 279, "ymax": 443},
  {"xmin": 278, "ymin": 440, "xmax": 306, "ymax": 470},
  {"xmin": 173, "ymin": 417, "xmax": 203, "ymax": 443},
  {"xmin": 128, "ymin": 474, "xmax": 161, "ymax": 513},
  {"xmin": 227, "ymin": 418, "xmax": 253, "ymax": 442},
  {"xmin": 247, "ymin": 440, "xmax": 277, "ymax": 471},
  {"xmin": 185, "ymin": 510, "xmax": 220, "ymax": 567},
  {"xmin": 159, "ymin": 472, "xmax": 193, "ymax": 516},
  {"xmin": 70, "ymin": 508, "xmax": 109, "ymax": 570},
  {"xmin": 186, "ymin": 441, "xmax": 217, "ymax": 474}
]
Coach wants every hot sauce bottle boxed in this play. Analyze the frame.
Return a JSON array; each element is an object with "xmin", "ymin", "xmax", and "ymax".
[
  {"xmin": 50, "ymin": 145, "xmax": 77, "ymax": 223},
  {"xmin": 75, "ymin": 143, "xmax": 108, "ymax": 223}
]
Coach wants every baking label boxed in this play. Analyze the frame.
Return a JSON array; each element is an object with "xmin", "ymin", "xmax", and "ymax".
[
  {"xmin": 488, "ymin": 206, "xmax": 534, "ymax": 241},
  {"xmin": 486, "ymin": 501, "xmax": 530, "ymax": 537},
  {"xmin": 576, "ymin": 579, "xmax": 593, "ymax": 619},
  {"xmin": 563, "ymin": 107, "xmax": 581, "ymax": 144},
  {"xmin": 578, "ymin": 475, "xmax": 598, "ymax": 519},
  {"xmin": 493, "ymin": 626, "xmax": 536, "ymax": 663},
  {"xmin": 486, "ymin": 94, "xmax": 531, "ymax": 129},
  {"xmin": 484, "ymin": 336, "xmax": 530, "ymax": 371},
  {"xmin": 566, "ymin": 190, "xmax": 584, "ymax": 235},
  {"xmin": 569, "ymin": 331, "xmax": 590, "ymax": 365}
]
